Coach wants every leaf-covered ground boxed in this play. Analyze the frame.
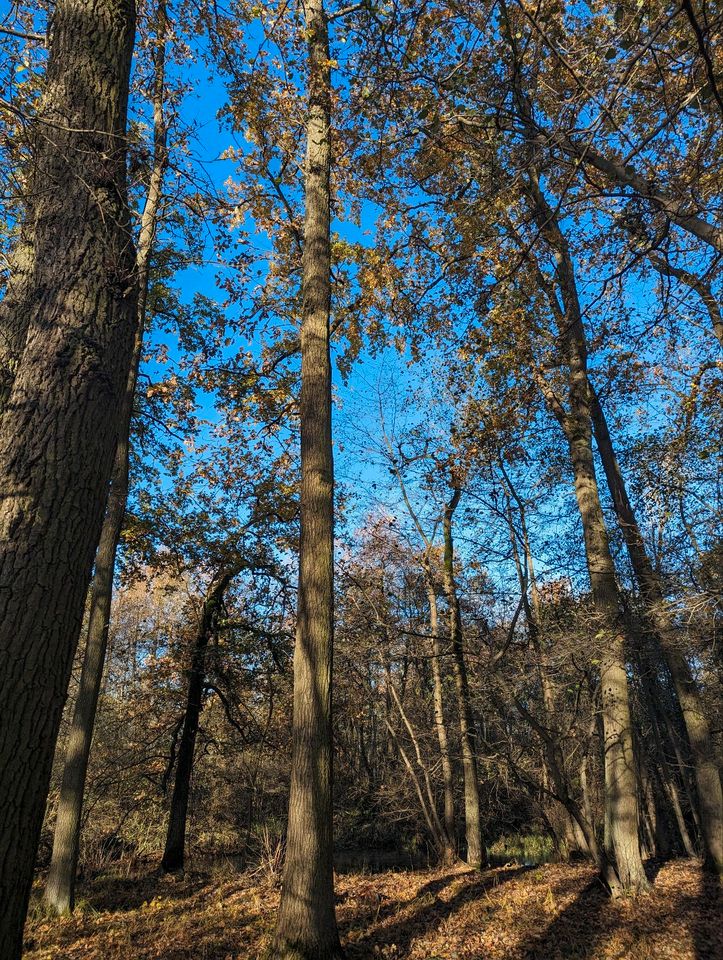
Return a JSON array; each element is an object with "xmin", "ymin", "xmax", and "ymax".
[{"xmin": 24, "ymin": 859, "xmax": 721, "ymax": 959}]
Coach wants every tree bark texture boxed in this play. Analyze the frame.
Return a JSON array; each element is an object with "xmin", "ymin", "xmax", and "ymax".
[
  {"xmin": 526, "ymin": 173, "xmax": 648, "ymax": 894},
  {"xmin": 271, "ymin": 0, "xmax": 342, "ymax": 954},
  {"xmin": 0, "ymin": 230, "xmax": 34, "ymax": 408},
  {"xmin": 0, "ymin": 0, "xmax": 137, "ymax": 955},
  {"xmin": 44, "ymin": 13, "xmax": 168, "ymax": 911},
  {"xmin": 426, "ymin": 581, "xmax": 457, "ymax": 863}
]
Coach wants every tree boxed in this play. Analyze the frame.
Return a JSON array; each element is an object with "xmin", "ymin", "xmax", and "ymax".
[
  {"xmin": 271, "ymin": 0, "xmax": 343, "ymax": 954},
  {"xmin": 162, "ymin": 564, "xmax": 241, "ymax": 872},
  {"xmin": 442, "ymin": 485, "xmax": 486, "ymax": 869},
  {"xmin": 43, "ymin": 1, "xmax": 170, "ymax": 912},
  {"xmin": 0, "ymin": 0, "xmax": 137, "ymax": 954},
  {"xmin": 589, "ymin": 385, "xmax": 723, "ymax": 872}
]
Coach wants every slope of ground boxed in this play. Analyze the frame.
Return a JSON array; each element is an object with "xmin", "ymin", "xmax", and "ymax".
[{"xmin": 24, "ymin": 859, "xmax": 721, "ymax": 959}]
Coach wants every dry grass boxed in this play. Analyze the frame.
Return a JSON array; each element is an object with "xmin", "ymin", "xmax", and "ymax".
[{"xmin": 24, "ymin": 859, "xmax": 721, "ymax": 959}]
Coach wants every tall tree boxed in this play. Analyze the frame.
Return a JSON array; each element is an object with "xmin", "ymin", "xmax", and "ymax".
[
  {"xmin": 162, "ymin": 565, "xmax": 240, "ymax": 872},
  {"xmin": 271, "ymin": 0, "xmax": 342, "ymax": 954},
  {"xmin": 43, "ymin": 2, "xmax": 169, "ymax": 912},
  {"xmin": 443, "ymin": 485, "xmax": 486, "ymax": 869},
  {"xmin": 589, "ymin": 385, "xmax": 723, "ymax": 872},
  {"xmin": 522, "ymin": 173, "xmax": 649, "ymax": 893},
  {"xmin": 0, "ymin": 0, "xmax": 137, "ymax": 954}
]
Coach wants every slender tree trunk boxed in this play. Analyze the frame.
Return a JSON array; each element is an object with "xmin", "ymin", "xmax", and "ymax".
[
  {"xmin": 271, "ymin": 0, "xmax": 341, "ymax": 953},
  {"xmin": 501, "ymin": 475, "xmax": 581, "ymax": 857},
  {"xmin": 386, "ymin": 672, "xmax": 448, "ymax": 856},
  {"xmin": 525, "ymin": 171, "xmax": 648, "ymax": 894},
  {"xmin": 589, "ymin": 385, "xmax": 723, "ymax": 873},
  {"xmin": 502, "ymin": 679, "xmax": 622, "ymax": 892},
  {"xmin": 443, "ymin": 487, "xmax": 486, "ymax": 869},
  {"xmin": 636, "ymin": 650, "xmax": 698, "ymax": 857},
  {"xmin": 0, "ymin": 2, "xmax": 136, "ymax": 955},
  {"xmin": 162, "ymin": 569, "xmax": 236, "ymax": 872},
  {"xmin": 566, "ymin": 337, "xmax": 647, "ymax": 894},
  {"xmin": 44, "ymin": 12, "xmax": 168, "ymax": 911},
  {"xmin": 426, "ymin": 581, "xmax": 456, "ymax": 862}
]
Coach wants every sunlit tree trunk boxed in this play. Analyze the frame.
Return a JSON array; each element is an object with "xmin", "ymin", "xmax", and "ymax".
[
  {"xmin": 526, "ymin": 172, "xmax": 648, "ymax": 895},
  {"xmin": 589, "ymin": 385, "xmax": 723, "ymax": 873},
  {"xmin": 43, "ymin": 10, "xmax": 168, "ymax": 911},
  {"xmin": 0, "ymin": 0, "xmax": 137, "ymax": 954},
  {"xmin": 270, "ymin": 0, "xmax": 342, "ymax": 953},
  {"xmin": 426, "ymin": 581, "xmax": 457, "ymax": 863},
  {"xmin": 0, "ymin": 230, "xmax": 34, "ymax": 408},
  {"xmin": 443, "ymin": 487, "xmax": 486, "ymax": 870}
]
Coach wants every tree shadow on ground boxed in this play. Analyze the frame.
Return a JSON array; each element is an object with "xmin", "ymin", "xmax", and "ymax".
[
  {"xmin": 340, "ymin": 858, "xmax": 719, "ymax": 960},
  {"xmin": 78, "ymin": 868, "xmax": 210, "ymax": 913},
  {"xmin": 525, "ymin": 859, "xmax": 719, "ymax": 960},
  {"xmin": 343, "ymin": 865, "xmax": 530, "ymax": 958},
  {"xmin": 692, "ymin": 871, "xmax": 721, "ymax": 960}
]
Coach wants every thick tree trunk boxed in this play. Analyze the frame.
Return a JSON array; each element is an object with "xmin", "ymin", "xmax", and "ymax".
[
  {"xmin": 0, "ymin": 230, "xmax": 34, "ymax": 408},
  {"xmin": 443, "ymin": 488, "xmax": 486, "ymax": 870},
  {"xmin": 44, "ymin": 15, "xmax": 168, "ymax": 911},
  {"xmin": 0, "ymin": 2, "xmax": 137, "ymax": 956},
  {"xmin": 426, "ymin": 582, "xmax": 457, "ymax": 863},
  {"xmin": 589, "ymin": 386, "xmax": 723, "ymax": 873},
  {"xmin": 270, "ymin": 0, "xmax": 341, "ymax": 954},
  {"xmin": 526, "ymin": 172, "xmax": 648, "ymax": 894},
  {"xmin": 162, "ymin": 569, "xmax": 236, "ymax": 872}
]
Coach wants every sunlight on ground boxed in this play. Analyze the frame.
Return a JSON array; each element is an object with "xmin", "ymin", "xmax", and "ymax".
[{"xmin": 24, "ymin": 859, "xmax": 720, "ymax": 959}]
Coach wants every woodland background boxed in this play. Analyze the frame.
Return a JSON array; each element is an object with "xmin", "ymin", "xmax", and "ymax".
[{"xmin": 0, "ymin": 0, "xmax": 721, "ymax": 956}]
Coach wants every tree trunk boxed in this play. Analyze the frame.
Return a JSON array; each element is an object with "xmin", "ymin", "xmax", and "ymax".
[
  {"xmin": 525, "ymin": 171, "xmax": 648, "ymax": 894},
  {"xmin": 270, "ymin": 0, "xmax": 341, "ymax": 953},
  {"xmin": 0, "ymin": 1, "xmax": 136, "ymax": 955},
  {"xmin": 589, "ymin": 385, "xmax": 723, "ymax": 873},
  {"xmin": 386, "ymin": 671, "xmax": 449, "ymax": 857},
  {"xmin": 426, "ymin": 581, "xmax": 456, "ymax": 863},
  {"xmin": 162, "ymin": 569, "xmax": 236, "ymax": 872},
  {"xmin": 0, "ymin": 230, "xmax": 34, "ymax": 408},
  {"xmin": 43, "ymin": 11, "xmax": 168, "ymax": 912},
  {"xmin": 636, "ymin": 650, "xmax": 698, "ymax": 858},
  {"xmin": 443, "ymin": 487, "xmax": 486, "ymax": 870}
]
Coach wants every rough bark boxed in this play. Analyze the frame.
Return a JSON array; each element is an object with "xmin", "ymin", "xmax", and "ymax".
[
  {"xmin": 270, "ymin": 0, "xmax": 342, "ymax": 953},
  {"xmin": 589, "ymin": 385, "xmax": 723, "ymax": 873},
  {"xmin": 0, "ymin": 0, "xmax": 137, "ymax": 955},
  {"xmin": 443, "ymin": 487, "xmax": 486, "ymax": 870},
  {"xmin": 43, "ymin": 11, "xmax": 168, "ymax": 912},
  {"xmin": 0, "ymin": 230, "xmax": 34, "ymax": 407},
  {"xmin": 162, "ymin": 568, "xmax": 237, "ymax": 872}
]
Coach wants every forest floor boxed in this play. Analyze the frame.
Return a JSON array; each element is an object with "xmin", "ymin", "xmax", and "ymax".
[{"xmin": 24, "ymin": 858, "xmax": 721, "ymax": 960}]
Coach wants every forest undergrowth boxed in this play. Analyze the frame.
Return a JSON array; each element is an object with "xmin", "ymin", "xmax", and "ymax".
[{"xmin": 24, "ymin": 859, "xmax": 720, "ymax": 960}]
